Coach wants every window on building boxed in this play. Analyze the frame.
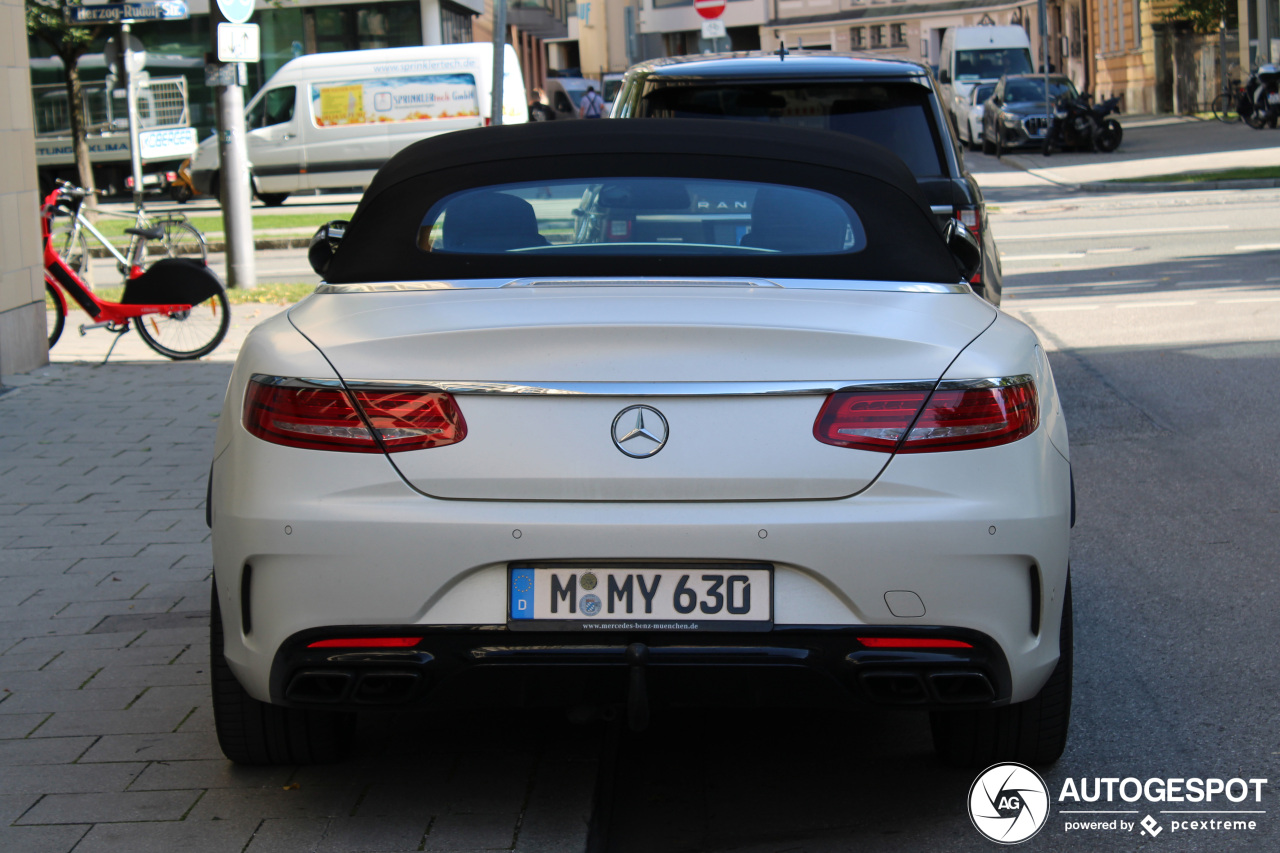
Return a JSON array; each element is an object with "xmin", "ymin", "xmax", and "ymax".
[
  {"xmin": 441, "ymin": 1, "xmax": 475, "ymax": 43},
  {"xmin": 851, "ymin": 27, "xmax": 865, "ymax": 48},
  {"xmin": 870, "ymin": 25, "xmax": 885, "ymax": 48},
  {"xmin": 890, "ymin": 23, "xmax": 906, "ymax": 47}
]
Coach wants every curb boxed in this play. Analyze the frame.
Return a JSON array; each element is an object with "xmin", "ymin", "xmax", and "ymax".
[{"xmin": 996, "ymin": 154, "xmax": 1280, "ymax": 194}]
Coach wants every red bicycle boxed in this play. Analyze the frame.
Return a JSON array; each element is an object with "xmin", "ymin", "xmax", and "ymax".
[{"xmin": 42, "ymin": 183, "xmax": 230, "ymax": 360}]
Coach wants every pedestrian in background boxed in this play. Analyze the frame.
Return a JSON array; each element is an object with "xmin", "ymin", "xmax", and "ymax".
[
  {"xmin": 579, "ymin": 86, "xmax": 605, "ymax": 119},
  {"xmin": 529, "ymin": 89, "xmax": 554, "ymax": 121}
]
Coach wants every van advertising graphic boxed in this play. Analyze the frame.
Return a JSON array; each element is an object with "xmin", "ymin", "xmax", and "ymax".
[{"xmin": 310, "ymin": 74, "xmax": 479, "ymax": 127}]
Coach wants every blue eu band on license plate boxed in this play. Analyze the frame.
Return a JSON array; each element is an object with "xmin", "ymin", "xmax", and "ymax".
[{"xmin": 508, "ymin": 564, "xmax": 773, "ymax": 631}]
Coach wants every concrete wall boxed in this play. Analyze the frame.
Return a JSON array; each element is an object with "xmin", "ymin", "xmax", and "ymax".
[{"xmin": 0, "ymin": 0, "xmax": 47, "ymax": 377}]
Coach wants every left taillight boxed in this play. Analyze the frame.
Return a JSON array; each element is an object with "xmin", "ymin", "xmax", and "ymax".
[
  {"xmin": 813, "ymin": 378, "xmax": 1038, "ymax": 453},
  {"xmin": 242, "ymin": 378, "xmax": 467, "ymax": 453}
]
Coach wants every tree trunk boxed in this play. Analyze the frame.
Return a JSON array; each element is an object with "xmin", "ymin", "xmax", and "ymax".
[{"xmin": 60, "ymin": 50, "xmax": 97, "ymax": 215}]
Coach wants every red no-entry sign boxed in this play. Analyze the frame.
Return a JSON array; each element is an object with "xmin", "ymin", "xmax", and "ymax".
[{"xmin": 695, "ymin": 0, "xmax": 726, "ymax": 19}]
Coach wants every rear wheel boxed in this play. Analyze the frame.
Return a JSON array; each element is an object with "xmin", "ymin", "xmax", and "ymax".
[
  {"xmin": 45, "ymin": 282, "xmax": 66, "ymax": 349},
  {"xmin": 1094, "ymin": 119, "xmax": 1123, "ymax": 153},
  {"xmin": 210, "ymin": 583, "xmax": 355, "ymax": 765},
  {"xmin": 170, "ymin": 183, "xmax": 192, "ymax": 203},
  {"xmin": 133, "ymin": 286, "xmax": 230, "ymax": 360},
  {"xmin": 155, "ymin": 219, "xmax": 208, "ymax": 265},
  {"xmin": 257, "ymin": 192, "xmax": 289, "ymax": 207},
  {"xmin": 981, "ymin": 126, "xmax": 997, "ymax": 155},
  {"xmin": 1211, "ymin": 92, "xmax": 1237, "ymax": 123},
  {"xmin": 931, "ymin": 577, "xmax": 1073, "ymax": 768}
]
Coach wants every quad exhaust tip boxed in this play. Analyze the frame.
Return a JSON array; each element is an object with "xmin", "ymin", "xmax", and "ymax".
[
  {"xmin": 858, "ymin": 670, "xmax": 995, "ymax": 705},
  {"xmin": 285, "ymin": 669, "xmax": 424, "ymax": 705}
]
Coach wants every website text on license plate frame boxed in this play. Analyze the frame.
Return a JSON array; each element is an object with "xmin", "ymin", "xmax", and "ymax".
[{"xmin": 508, "ymin": 563, "xmax": 773, "ymax": 631}]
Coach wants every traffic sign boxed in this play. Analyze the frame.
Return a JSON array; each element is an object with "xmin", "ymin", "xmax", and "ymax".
[
  {"xmin": 66, "ymin": 1, "xmax": 188, "ymax": 24},
  {"xmin": 217, "ymin": 23, "xmax": 261, "ymax": 62},
  {"xmin": 694, "ymin": 0, "xmax": 725, "ymax": 19},
  {"xmin": 701, "ymin": 19, "xmax": 727, "ymax": 38},
  {"xmin": 216, "ymin": 0, "xmax": 255, "ymax": 25}
]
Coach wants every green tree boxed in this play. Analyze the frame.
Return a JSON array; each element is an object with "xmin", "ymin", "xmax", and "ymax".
[
  {"xmin": 25, "ymin": 0, "xmax": 104, "ymax": 194},
  {"xmin": 1163, "ymin": 0, "xmax": 1237, "ymax": 34}
]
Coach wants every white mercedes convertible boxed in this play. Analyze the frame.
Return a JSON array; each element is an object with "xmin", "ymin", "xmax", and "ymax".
[{"xmin": 208, "ymin": 120, "xmax": 1073, "ymax": 768}]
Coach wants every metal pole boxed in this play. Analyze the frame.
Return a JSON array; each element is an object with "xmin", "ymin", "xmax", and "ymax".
[
  {"xmin": 490, "ymin": 0, "xmax": 508, "ymax": 126},
  {"xmin": 1040, "ymin": 0, "xmax": 1051, "ymax": 134},
  {"xmin": 1258, "ymin": 0, "xmax": 1273, "ymax": 63},
  {"xmin": 214, "ymin": 66, "xmax": 256, "ymax": 289},
  {"xmin": 122, "ymin": 23, "xmax": 145, "ymax": 213}
]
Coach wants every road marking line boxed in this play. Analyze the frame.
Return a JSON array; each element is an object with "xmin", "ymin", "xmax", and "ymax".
[
  {"xmin": 1115, "ymin": 301, "xmax": 1198, "ymax": 308},
  {"xmin": 1000, "ymin": 253, "xmax": 1087, "ymax": 260},
  {"xmin": 1216, "ymin": 297, "xmax": 1280, "ymax": 304},
  {"xmin": 1176, "ymin": 279, "xmax": 1241, "ymax": 286},
  {"xmin": 1019, "ymin": 304, "xmax": 1101, "ymax": 311},
  {"xmin": 998, "ymin": 225, "xmax": 1232, "ymax": 242},
  {"xmin": 1235, "ymin": 244, "xmax": 1280, "ymax": 251},
  {"xmin": 1086, "ymin": 247, "xmax": 1137, "ymax": 254}
]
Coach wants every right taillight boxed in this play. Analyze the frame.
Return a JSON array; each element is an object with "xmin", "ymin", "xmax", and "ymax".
[
  {"xmin": 243, "ymin": 378, "xmax": 467, "ymax": 453},
  {"xmin": 814, "ymin": 378, "xmax": 1037, "ymax": 453}
]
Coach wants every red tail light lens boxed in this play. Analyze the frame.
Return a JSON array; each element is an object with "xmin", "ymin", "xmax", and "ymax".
[
  {"xmin": 814, "ymin": 379, "xmax": 1037, "ymax": 453},
  {"xmin": 307, "ymin": 637, "xmax": 421, "ymax": 648},
  {"xmin": 243, "ymin": 378, "xmax": 467, "ymax": 453},
  {"xmin": 954, "ymin": 206, "xmax": 981, "ymax": 235},
  {"xmin": 857, "ymin": 637, "xmax": 973, "ymax": 649}
]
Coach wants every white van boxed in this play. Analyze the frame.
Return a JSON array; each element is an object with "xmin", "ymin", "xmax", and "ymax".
[
  {"xmin": 191, "ymin": 43, "xmax": 527, "ymax": 205},
  {"xmin": 937, "ymin": 26, "xmax": 1033, "ymax": 134}
]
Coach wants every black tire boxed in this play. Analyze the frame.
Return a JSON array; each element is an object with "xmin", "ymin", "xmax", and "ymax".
[
  {"xmin": 133, "ymin": 285, "xmax": 231, "ymax": 360},
  {"xmin": 1094, "ymin": 119, "xmax": 1123, "ymax": 153},
  {"xmin": 171, "ymin": 184, "xmax": 193, "ymax": 203},
  {"xmin": 931, "ymin": 577, "xmax": 1073, "ymax": 768},
  {"xmin": 52, "ymin": 218, "xmax": 89, "ymax": 277},
  {"xmin": 210, "ymin": 583, "xmax": 355, "ymax": 765},
  {"xmin": 257, "ymin": 192, "xmax": 289, "ymax": 207},
  {"xmin": 981, "ymin": 127, "xmax": 997, "ymax": 155},
  {"xmin": 1244, "ymin": 110, "xmax": 1267, "ymax": 130},
  {"xmin": 45, "ymin": 282, "xmax": 65, "ymax": 349}
]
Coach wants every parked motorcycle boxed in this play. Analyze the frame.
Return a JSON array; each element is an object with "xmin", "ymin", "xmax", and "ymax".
[
  {"xmin": 1042, "ymin": 93, "xmax": 1123, "ymax": 155},
  {"xmin": 1239, "ymin": 65, "xmax": 1280, "ymax": 129}
]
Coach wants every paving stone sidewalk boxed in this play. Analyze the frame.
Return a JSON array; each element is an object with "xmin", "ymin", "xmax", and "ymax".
[{"xmin": 0, "ymin": 362, "xmax": 594, "ymax": 853}]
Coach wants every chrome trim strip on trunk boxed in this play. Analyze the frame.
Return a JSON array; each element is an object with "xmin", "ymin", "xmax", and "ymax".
[
  {"xmin": 250, "ymin": 375, "xmax": 1033, "ymax": 397},
  {"xmin": 314, "ymin": 277, "xmax": 974, "ymax": 294}
]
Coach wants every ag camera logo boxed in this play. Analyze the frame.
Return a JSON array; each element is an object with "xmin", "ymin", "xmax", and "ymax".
[{"xmin": 969, "ymin": 763, "xmax": 1050, "ymax": 844}]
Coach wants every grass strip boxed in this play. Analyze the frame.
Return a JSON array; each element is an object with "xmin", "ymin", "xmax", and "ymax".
[
  {"xmin": 48, "ymin": 280, "xmax": 317, "ymax": 309},
  {"xmin": 55, "ymin": 212, "xmax": 339, "ymax": 243},
  {"xmin": 1110, "ymin": 165, "xmax": 1280, "ymax": 183}
]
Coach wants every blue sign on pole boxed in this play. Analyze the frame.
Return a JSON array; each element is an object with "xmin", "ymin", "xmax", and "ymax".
[
  {"xmin": 215, "ymin": 0, "xmax": 254, "ymax": 25},
  {"xmin": 66, "ymin": 2, "xmax": 189, "ymax": 24}
]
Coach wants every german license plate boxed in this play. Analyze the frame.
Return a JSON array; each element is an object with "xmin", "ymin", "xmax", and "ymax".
[{"xmin": 507, "ymin": 563, "xmax": 773, "ymax": 631}]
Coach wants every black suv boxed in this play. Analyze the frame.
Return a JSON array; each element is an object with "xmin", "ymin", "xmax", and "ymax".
[{"xmin": 612, "ymin": 52, "xmax": 1004, "ymax": 304}]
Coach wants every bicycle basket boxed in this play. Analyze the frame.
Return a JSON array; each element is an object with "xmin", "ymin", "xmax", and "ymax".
[{"xmin": 122, "ymin": 257, "xmax": 225, "ymax": 305}]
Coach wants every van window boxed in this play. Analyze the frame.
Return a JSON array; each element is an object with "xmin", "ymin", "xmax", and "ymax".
[
  {"xmin": 635, "ymin": 82, "xmax": 947, "ymax": 178},
  {"xmin": 954, "ymin": 49, "xmax": 1033, "ymax": 79},
  {"xmin": 419, "ymin": 178, "xmax": 866, "ymax": 256},
  {"xmin": 247, "ymin": 87, "xmax": 296, "ymax": 129},
  {"xmin": 309, "ymin": 73, "xmax": 479, "ymax": 127}
]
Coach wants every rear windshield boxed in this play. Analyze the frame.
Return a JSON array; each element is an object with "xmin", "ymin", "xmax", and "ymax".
[
  {"xmin": 419, "ymin": 178, "xmax": 866, "ymax": 256},
  {"xmin": 632, "ymin": 82, "xmax": 946, "ymax": 178},
  {"xmin": 1004, "ymin": 78, "xmax": 1078, "ymax": 102}
]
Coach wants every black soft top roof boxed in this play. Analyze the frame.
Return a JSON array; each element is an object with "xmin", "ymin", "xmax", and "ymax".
[{"xmin": 326, "ymin": 119, "xmax": 959, "ymax": 285}]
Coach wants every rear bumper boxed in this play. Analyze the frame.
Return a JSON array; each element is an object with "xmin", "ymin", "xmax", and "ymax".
[{"xmin": 269, "ymin": 625, "xmax": 1012, "ymax": 712}]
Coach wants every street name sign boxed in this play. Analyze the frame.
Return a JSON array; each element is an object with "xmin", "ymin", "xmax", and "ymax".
[
  {"xmin": 67, "ymin": 1, "xmax": 189, "ymax": 24},
  {"xmin": 138, "ymin": 127, "xmax": 198, "ymax": 159}
]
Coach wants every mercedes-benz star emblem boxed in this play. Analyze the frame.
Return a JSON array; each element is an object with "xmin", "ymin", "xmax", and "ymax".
[{"xmin": 611, "ymin": 405, "xmax": 669, "ymax": 458}]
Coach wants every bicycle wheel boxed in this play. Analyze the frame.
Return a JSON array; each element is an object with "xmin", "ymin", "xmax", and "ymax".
[
  {"xmin": 1212, "ymin": 93, "xmax": 1236, "ymax": 123},
  {"xmin": 45, "ymin": 282, "xmax": 66, "ymax": 349},
  {"xmin": 51, "ymin": 218, "xmax": 89, "ymax": 276},
  {"xmin": 133, "ymin": 287, "xmax": 230, "ymax": 360},
  {"xmin": 156, "ymin": 219, "xmax": 208, "ymax": 265}
]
